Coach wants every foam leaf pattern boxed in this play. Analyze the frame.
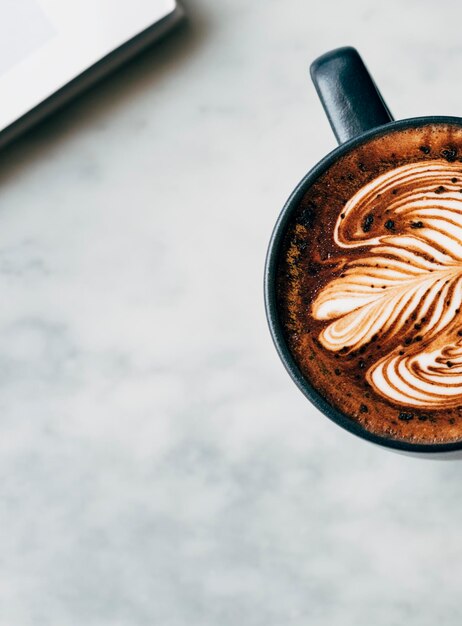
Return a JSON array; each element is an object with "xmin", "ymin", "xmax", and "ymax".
[{"xmin": 312, "ymin": 160, "xmax": 462, "ymax": 408}]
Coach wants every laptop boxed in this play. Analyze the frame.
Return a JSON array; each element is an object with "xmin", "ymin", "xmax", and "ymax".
[{"xmin": 0, "ymin": 0, "xmax": 183, "ymax": 149}]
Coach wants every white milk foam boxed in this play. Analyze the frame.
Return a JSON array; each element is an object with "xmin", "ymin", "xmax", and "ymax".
[{"xmin": 312, "ymin": 160, "xmax": 462, "ymax": 408}]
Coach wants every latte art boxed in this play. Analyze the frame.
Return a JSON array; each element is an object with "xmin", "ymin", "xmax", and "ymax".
[
  {"xmin": 312, "ymin": 160, "xmax": 462, "ymax": 408},
  {"xmin": 277, "ymin": 125, "xmax": 462, "ymax": 442},
  {"xmin": 371, "ymin": 339, "xmax": 462, "ymax": 407}
]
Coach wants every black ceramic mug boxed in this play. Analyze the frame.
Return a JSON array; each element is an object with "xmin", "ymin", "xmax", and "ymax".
[{"xmin": 264, "ymin": 46, "xmax": 462, "ymax": 454}]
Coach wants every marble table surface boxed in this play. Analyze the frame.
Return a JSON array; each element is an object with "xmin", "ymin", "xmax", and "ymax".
[{"xmin": 1, "ymin": 1, "xmax": 462, "ymax": 624}]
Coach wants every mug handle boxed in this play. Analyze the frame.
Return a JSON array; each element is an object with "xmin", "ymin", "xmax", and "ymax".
[{"xmin": 310, "ymin": 47, "xmax": 394, "ymax": 145}]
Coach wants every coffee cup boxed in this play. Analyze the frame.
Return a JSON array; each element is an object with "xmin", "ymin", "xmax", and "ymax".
[{"xmin": 264, "ymin": 47, "xmax": 462, "ymax": 453}]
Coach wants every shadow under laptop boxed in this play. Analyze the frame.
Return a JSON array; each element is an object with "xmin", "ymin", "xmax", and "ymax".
[{"xmin": 0, "ymin": 0, "xmax": 204, "ymax": 186}]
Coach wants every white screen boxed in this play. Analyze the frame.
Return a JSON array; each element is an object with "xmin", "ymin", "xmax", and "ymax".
[
  {"xmin": 0, "ymin": 0, "xmax": 177, "ymax": 132},
  {"xmin": 0, "ymin": 0, "xmax": 55, "ymax": 76}
]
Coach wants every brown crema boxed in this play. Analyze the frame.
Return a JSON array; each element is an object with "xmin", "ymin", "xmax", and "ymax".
[{"xmin": 277, "ymin": 123, "xmax": 462, "ymax": 444}]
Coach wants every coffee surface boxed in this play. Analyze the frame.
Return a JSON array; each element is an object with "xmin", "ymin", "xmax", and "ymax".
[{"xmin": 277, "ymin": 123, "xmax": 462, "ymax": 444}]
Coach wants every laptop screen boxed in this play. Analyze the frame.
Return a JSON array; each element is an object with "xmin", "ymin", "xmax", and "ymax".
[{"xmin": 0, "ymin": 0, "xmax": 178, "ymax": 135}]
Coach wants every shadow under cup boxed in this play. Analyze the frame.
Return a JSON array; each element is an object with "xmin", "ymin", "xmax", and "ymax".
[{"xmin": 264, "ymin": 47, "xmax": 462, "ymax": 453}]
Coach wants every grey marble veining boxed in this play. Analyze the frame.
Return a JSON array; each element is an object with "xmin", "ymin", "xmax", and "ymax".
[{"xmin": 1, "ymin": 1, "xmax": 462, "ymax": 624}]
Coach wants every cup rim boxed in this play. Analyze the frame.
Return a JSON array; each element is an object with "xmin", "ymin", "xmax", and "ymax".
[{"xmin": 264, "ymin": 115, "xmax": 462, "ymax": 453}]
